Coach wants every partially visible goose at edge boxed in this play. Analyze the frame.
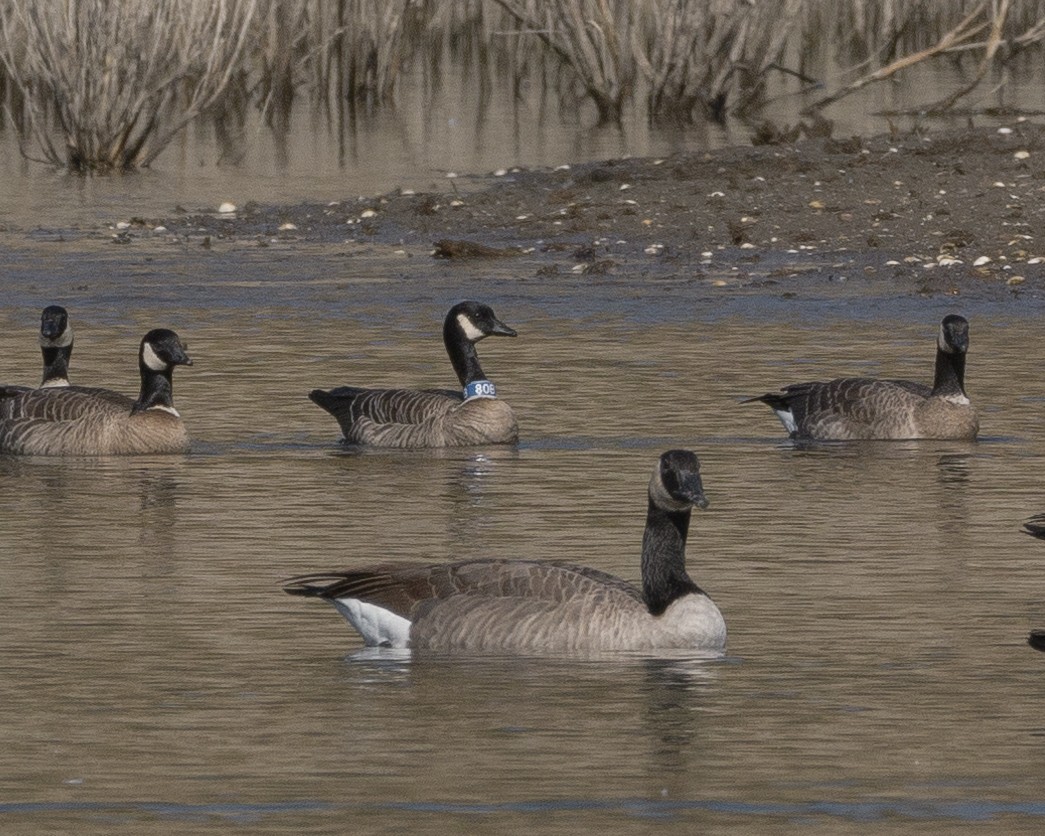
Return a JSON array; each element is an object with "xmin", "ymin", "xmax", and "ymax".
[
  {"xmin": 0, "ymin": 328, "xmax": 192, "ymax": 455},
  {"xmin": 1021, "ymin": 515, "xmax": 1045, "ymax": 652},
  {"xmin": 745, "ymin": 314, "xmax": 978, "ymax": 441},
  {"xmin": 284, "ymin": 449, "xmax": 726, "ymax": 653},
  {"xmin": 309, "ymin": 300, "xmax": 518, "ymax": 448},
  {"xmin": 39, "ymin": 305, "xmax": 74, "ymax": 387}
]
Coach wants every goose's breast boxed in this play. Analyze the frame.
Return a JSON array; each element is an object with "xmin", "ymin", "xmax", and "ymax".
[
  {"xmin": 447, "ymin": 399, "xmax": 518, "ymax": 445},
  {"xmin": 912, "ymin": 396, "xmax": 979, "ymax": 440}
]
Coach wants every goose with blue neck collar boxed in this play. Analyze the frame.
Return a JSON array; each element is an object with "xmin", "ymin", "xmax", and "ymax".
[{"xmin": 309, "ymin": 301, "xmax": 519, "ymax": 448}]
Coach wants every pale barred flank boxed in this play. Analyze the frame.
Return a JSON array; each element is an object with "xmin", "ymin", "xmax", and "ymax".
[
  {"xmin": 411, "ymin": 585, "xmax": 724, "ymax": 653},
  {"xmin": 0, "ymin": 387, "xmax": 188, "ymax": 455}
]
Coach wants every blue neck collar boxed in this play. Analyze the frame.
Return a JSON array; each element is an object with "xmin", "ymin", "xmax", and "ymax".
[{"xmin": 463, "ymin": 379, "xmax": 497, "ymax": 401}]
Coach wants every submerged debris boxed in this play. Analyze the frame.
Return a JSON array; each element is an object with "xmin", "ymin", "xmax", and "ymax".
[{"xmin": 432, "ymin": 239, "xmax": 523, "ymax": 259}]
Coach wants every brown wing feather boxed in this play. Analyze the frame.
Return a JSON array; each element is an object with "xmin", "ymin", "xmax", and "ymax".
[{"xmin": 283, "ymin": 559, "xmax": 644, "ymax": 622}]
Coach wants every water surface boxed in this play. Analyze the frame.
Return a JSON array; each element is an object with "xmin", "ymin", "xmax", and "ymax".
[{"xmin": 2, "ymin": 277, "xmax": 1045, "ymax": 832}]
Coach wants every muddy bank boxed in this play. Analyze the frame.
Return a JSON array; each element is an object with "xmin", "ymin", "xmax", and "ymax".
[{"xmin": 96, "ymin": 125, "xmax": 1045, "ymax": 304}]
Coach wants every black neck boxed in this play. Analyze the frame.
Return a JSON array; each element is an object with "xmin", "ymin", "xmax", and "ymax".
[
  {"xmin": 444, "ymin": 324, "xmax": 485, "ymax": 386},
  {"xmin": 40, "ymin": 344, "xmax": 71, "ymax": 385},
  {"xmin": 641, "ymin": 502, "xmax": 701, "ymax": 616},
  {"xmin": 932, "ymin": 345, "xmax": 966, "ymax": 397},
  {"xmin": 133, "ymin": 363, "xmax": 176, "ymax": 413}
]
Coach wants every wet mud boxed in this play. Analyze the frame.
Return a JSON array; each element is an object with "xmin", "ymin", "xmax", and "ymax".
[{"xmin": 124, "ymin": 125, "xmax": 1045, "ymax": 306}]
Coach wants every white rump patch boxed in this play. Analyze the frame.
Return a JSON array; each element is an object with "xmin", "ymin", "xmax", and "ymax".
[
  {"xmin": 771, "ymin": 406, "xmax": 798, "ymax": 435},
  {"xmin": 333, "ymin": 598, "xmax": 412, "ymax": 648},
  {"xmin": 141, "ymin": 341, "xmax": 168, "ymax": 371},
  {"xmin": 456, "ymin": 312, "xmax": 486, "ymax": 342}
]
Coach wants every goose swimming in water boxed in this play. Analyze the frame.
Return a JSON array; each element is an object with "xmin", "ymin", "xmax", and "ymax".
[
  {"xmin": 309, "ymin": 300, "xmax": 518, "ymax": 448},
  {"xmin": 745, "ymin": 314, "xmax": 978, "ymax": 441},
  {"xmin": 284, "ymin": 450, "xmax": 726, "ymax": 653},
  {"xmin": 0, "ymin": 328, "xmax": 193, "ymax": 456}
]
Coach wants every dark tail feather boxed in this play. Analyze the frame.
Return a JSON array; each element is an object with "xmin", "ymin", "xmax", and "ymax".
[
  {"xmin": 740, "ymin": 392, "xmax": 789, "ymax": 410},
  {"xmin": 1021, "ymin": 514, "xmax": 1045, "ymax": 539},
  {"xmin": 283, "ymin": 574, "xmax": 347, "ymax": 598},
  {"xmin": 1028, "ymin": 630, "xmax": 1045, "ymax": 652},
  {"xmin": 309, "ymin": 387, "xmax": 363, "ymax": 417}
]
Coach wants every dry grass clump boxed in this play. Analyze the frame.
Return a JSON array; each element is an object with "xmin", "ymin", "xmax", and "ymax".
[
  {"xmin": 253, "ymin": 0, "xmax": 413, "ymax": 122},
  {"xmin": 0, "ymin": 0, "xmax": 256, "ymax": 172},
  {"xmin": 2, "ymin": 0, "xmax": 1045, "ymax": 173},
  {"xmin": 490, "ymin": 0, "xmax": 802, "ymax": 124},
  {"xmin": 634, "ymin": 0, "xmax": 804, "ymax": 121}
]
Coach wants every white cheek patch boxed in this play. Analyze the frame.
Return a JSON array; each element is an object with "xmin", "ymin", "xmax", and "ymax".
[
  {"xmin": 772, "ymin": 406, "xmax": 798, "ymax": 435},
  {"xmin": 333, "ymin": 598, "xmax": 412, "ymax": 648},
  {"xmin": 141, "ymin": 341, "xmax": 168, "ymax": 371},
  {"xmin": 457, "ymin": 312, "xmax": 486, "ymax": 342},
  {"xmin": 649, "ymin": 463, "xmax": 697, "ymax": 513}
]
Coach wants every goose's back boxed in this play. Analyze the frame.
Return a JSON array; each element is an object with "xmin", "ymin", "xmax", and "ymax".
[
  {"xmin": 0, "ymin": 387, "xmax": 188, "ymax": 455},
  {"xmin": 310, "ymin": 386, "xmax": 517, "ymax": 447}
]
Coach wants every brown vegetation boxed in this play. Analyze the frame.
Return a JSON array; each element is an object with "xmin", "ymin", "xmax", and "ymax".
[{"xmin": 0, "ymin": 0, "xmax": 1044, "ymax": 173}]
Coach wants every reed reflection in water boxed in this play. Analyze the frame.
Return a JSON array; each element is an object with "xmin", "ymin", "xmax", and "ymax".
[{"xmin": 1, "ymin": 304, "xmax": 1045, "ymax": 832}]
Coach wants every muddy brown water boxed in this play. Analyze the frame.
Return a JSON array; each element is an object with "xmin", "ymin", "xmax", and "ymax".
[
  {"xmin": 3, "ymin": 54, "xmax": 1045, "ymax": 831},
  {"xmin": 1, "ymin": 242, "xmax": 1045, "ymax": 833}
]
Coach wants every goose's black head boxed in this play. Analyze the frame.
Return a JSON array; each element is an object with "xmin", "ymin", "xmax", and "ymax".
[
  {"xmin": 140, "ymin": 329, "xmax": 192, "ymax": 372},
  {"xmin": 939, "ymin": 315, "xmax": 970, "ymax": 355},
  {"xmin": 39, "ymin": 305, "xmax": 71, "ymax": 346},
  {"xmin": 650, "ymin": 450, "xmax": 709, "ymax": 513},
  {"xmin": 445, "ymin": 301, "xmax": 517, "ymax": 344}
]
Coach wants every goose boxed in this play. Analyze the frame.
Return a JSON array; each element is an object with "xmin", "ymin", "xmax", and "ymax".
[
  {"xmin": 745, "ymin": 314, "xmax": 978, "ymax": 441},
  {"xmin": 39, "ymin": 305, "xmax": 73, "ymax": 387},
  {"xmin": 283, "ymin": 449, "xmax": 726, "ymax": 653},
  {"xmin": 309, "ymin": 300, "xmax": 518, "ymax": 448},
  {"xmin": 0, "ymin": 329, "xmax": 192, "ymax": 455}
]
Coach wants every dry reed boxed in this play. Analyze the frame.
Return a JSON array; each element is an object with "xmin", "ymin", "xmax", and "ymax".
[
  {"xmin": 0, "ymin": 0, "xmax": 257, "ymax": 172},
  {"xmin": 2, "ymin": 0, "xmax": 1045, "ymax": 173},
  {"xmin": 805, "ymin": 0, "xmax": 1045, "ymax": 113},
  {"xmin": 491, "ymin": 0, "xmax": 804, "ymax": 124}
]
